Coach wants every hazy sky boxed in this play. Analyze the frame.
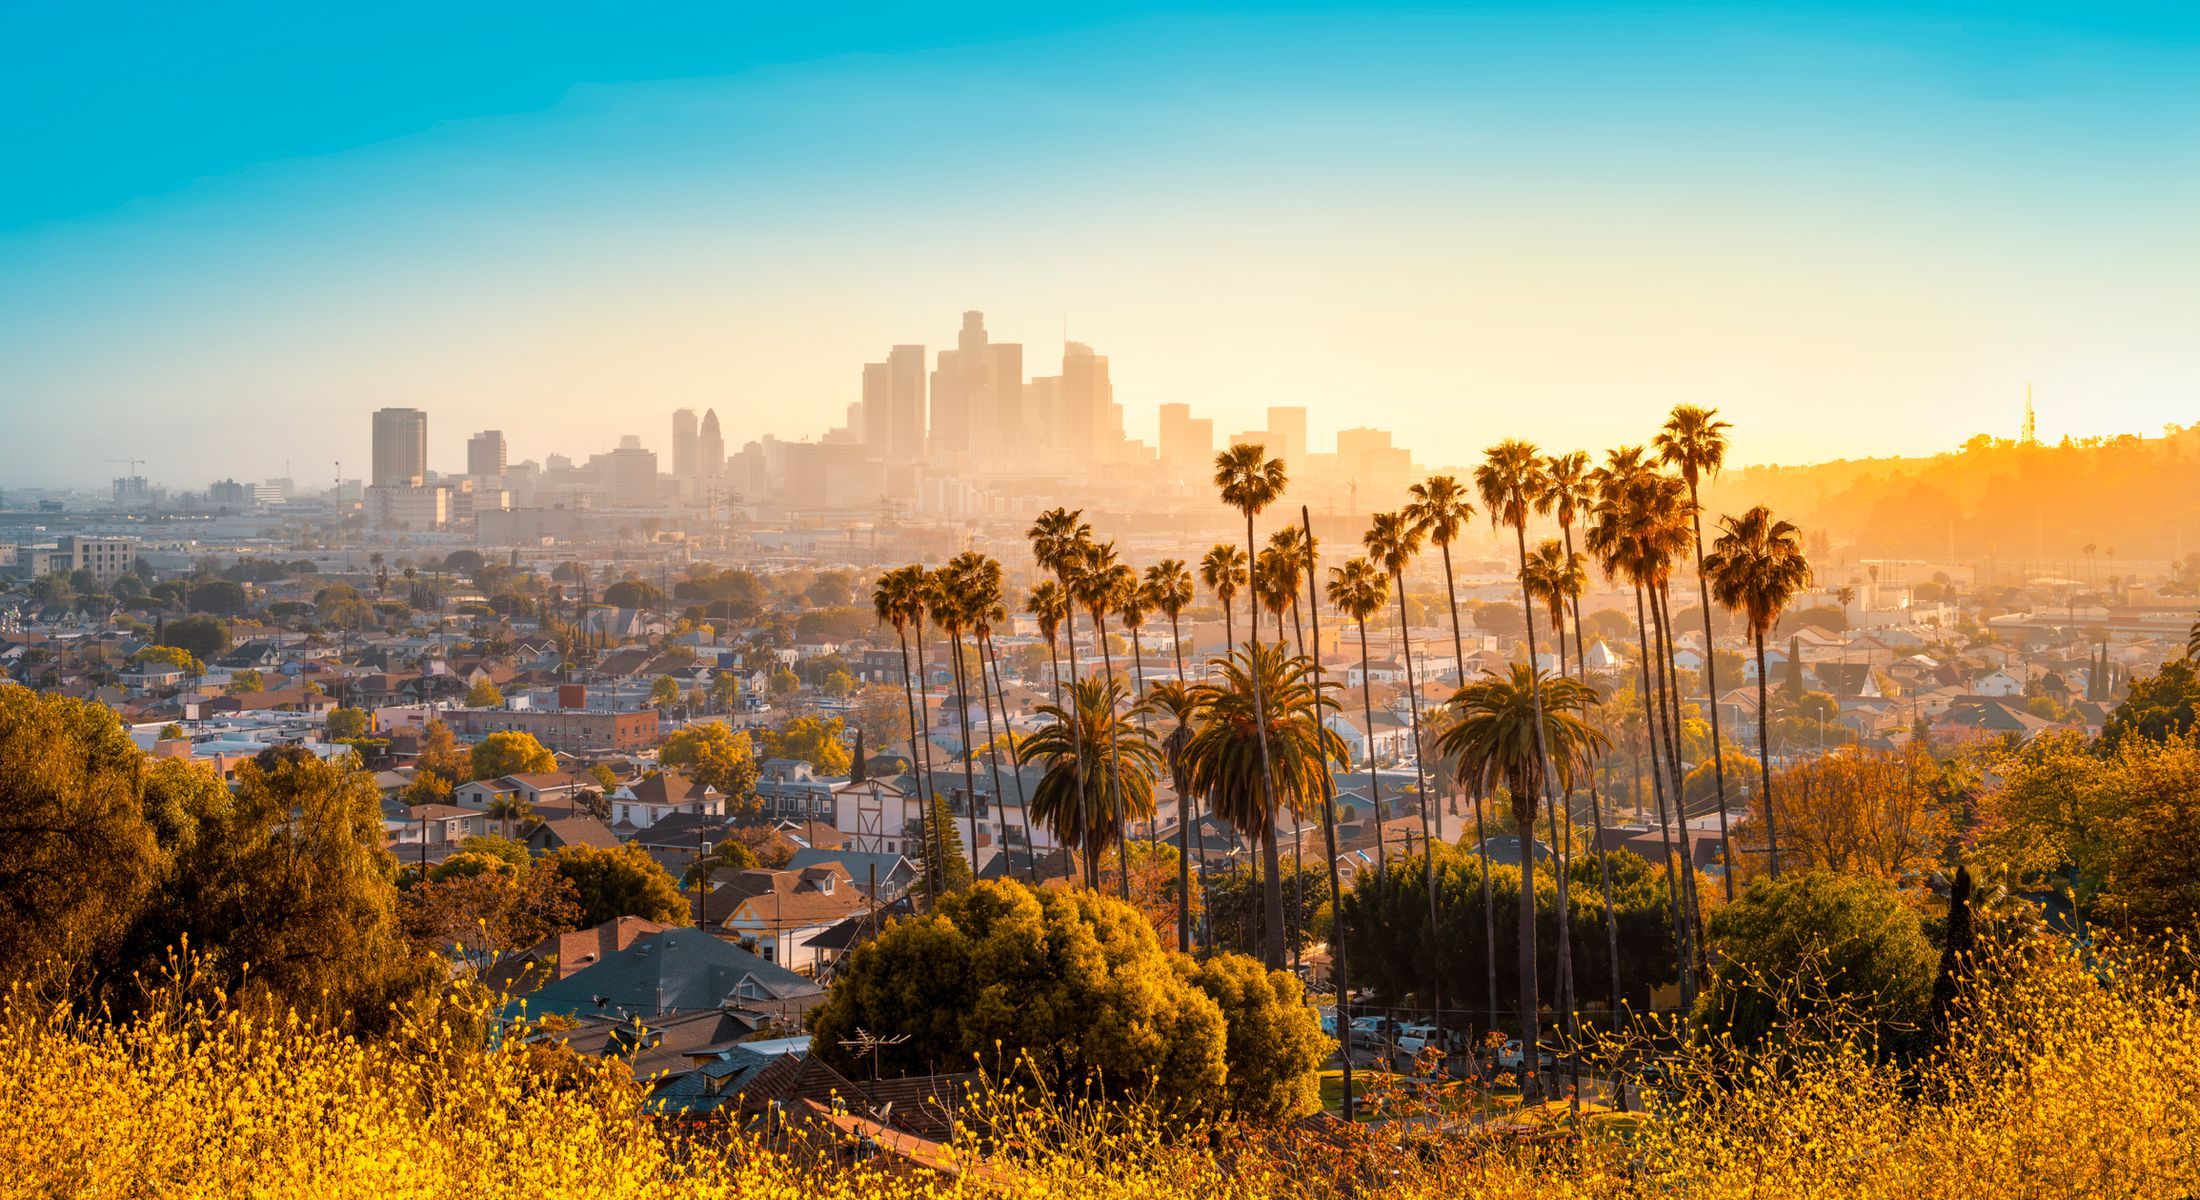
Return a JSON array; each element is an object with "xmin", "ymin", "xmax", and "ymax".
[{"xmin": 4, "ymin": 2, "xmax": 2196, "ymax": 487}]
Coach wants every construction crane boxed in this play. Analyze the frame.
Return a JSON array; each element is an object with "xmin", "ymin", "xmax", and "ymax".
[{"xmin": 104, "ymin": 457, "xmax": 146, "ymax": 475}]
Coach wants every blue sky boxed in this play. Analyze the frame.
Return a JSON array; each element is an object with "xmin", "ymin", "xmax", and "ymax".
[{"xmin": 3, "ymin": 2, "xmax": 2196, "ymax": 485}]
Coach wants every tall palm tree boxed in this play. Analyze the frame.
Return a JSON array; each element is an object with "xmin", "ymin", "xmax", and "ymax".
[
  {"xmin": 1214, "ymin": 443, "xmax": 1290, "ymax": 967},
  {"xmin": 1117, "ymin": 576, "xmax": 1161, "ymax": 889},
  {"xmin": 1656, "ymin": 405, "xmax": 1738, "ymax": 900},
  {"xmin": 1297, "ymin": 503, "xmax": 1355, "ymax": 1119},
  {"xmin": 1028, "ymin": 579, "xmax": 1073, "ymax": 883},
  {"xmin": 1073, "ymin": 540, "xmax": 1140, "ymax": 897},
  {"xmin": 1542, "ymin": 451, "xmax": 1624, "ymax": 1026},
  {"xmin": 1523, "ymin": 535, "xmax": 1587, "ymax": 1040},
  {"xmin": 1148, "ymin": 679, "xmax": 1202, "ymax": 954},
  {"xmin": 1364, "ymin": 509, "xmax": 1444, "ymax": 1045},
  {"xmin": 1438, "ymin": 664, "xmax": 1608, "ymax": 1104},
  {"xmin": 874, "ymin": 565, "xmax": 945, "ymax": 906},
  {"xmin": 967, "ymin": 557, "xmax": 1039, "ymax": 885},
  {"xmin": 1146, "ymin": 560, "xmax": 1199, "ymax": 950},
  {"xmin": 934, "ymin": 558, "xmax": 987, "ymax": 880},
  {"xmin": 1405, "ymin": 473, "xmax": 1488, "ymax": 1029},
  {"xmin": 1326, "ymin": 559, "xmax": 1393, "ymax": 909},
  {"xmin": 1023, "ymin": 677, "xmax": 1160, "ymax": 887},
  {"xmin": 1199, "ymin": 543, "xmax": 1249, "ymax": 658},
  {"xmin": 1587, "ymin": 451, "xmax": 1700, "ymax": 999},
  {"xmin": 1703, "ymin": 506, "xmax": 1812, "ymax": 881},
  {"xmin": 1255, "ymin": 545, "xmax": 1296, "ymax": 648},
  {"xmin": 1028, "ymin": 509, "xmax": 1094, "ymax": 885},
  {"xmin": 1182, "ymin": 640, "xmax": 1343, "ymax": 972},
  {"xmin": 1265, "ymin": 526, "xmax": 1313, "ymax": 658}
]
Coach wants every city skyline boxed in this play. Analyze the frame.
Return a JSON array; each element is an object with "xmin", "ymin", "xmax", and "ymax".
[{"xmin": 3, "ymin": 4, "xmax": 2196, "ymax": 485}]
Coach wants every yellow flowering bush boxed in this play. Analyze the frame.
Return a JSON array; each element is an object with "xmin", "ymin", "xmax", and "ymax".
[{"xmin": 3, "ymin": 938, "xmax": 2196, "ymax": 1198}]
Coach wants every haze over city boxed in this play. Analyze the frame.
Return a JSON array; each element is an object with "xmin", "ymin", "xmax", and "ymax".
[{"xmin": 5, "ymin": 2, "xmax": 2197, "ymax": 486}]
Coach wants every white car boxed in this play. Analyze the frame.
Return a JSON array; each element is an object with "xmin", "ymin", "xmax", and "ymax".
[
  {"xmin": 1496, "ymin": 1039, "xmax": 1557, "ymax": 1072},
  {"xmin": 1395, "ymin": 1023, "xmax": 1440, "ymax": 1056}
]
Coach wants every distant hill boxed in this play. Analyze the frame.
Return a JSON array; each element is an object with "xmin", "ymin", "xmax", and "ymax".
[{"xmin": 1705, "ymin": 423, "xmax": 2200, "ymax": 569}]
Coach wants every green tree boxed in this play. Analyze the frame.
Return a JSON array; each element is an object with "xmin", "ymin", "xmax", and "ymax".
[
  {"xmin": 542, "ymin": 844, "xmax": 692, "ymax": 927},
  {"xmin": 132, "ymin": 644, "xmax": 204, "ymax": 677},
  {"xmin": 768, "ymin": 668, "xmax": 800, "ymax": 700},
  {"xmin": 1024, "ymin": 677, "xmax": 1159, "ymax": 889},
  {"xmin": 160, "ymin": 616, "xmax": 230, "ymax": 663},
  {"xmin": 1212, "ymin": 442, "xmax": 1289, "ymax": 964},
  {"xmin": 813, "ymin": 880, "xmax": 1303, "ymax": 1120},
  {"xmin": 469, "ymin": 730, "xmax": 555, "ymax": 780},
  {"xmin": 1175, "ymin": 953, "xmax": 1330, "ymax": 1121},
  {"xmin": 0, "ymin": 691, "xmax": 161, "ymax": 988},
  {"xmin": 1202, "ymin": 860, "xmax": 1327, "ymax": 960},
  {"xmin": 127, "ymin": 747, "xmax": 434, "ymax": 1032},
  {"xmin": 465, "ymin": 678, "xmax": 505, "ymax": 708},
  {"xmin": 601, "ymin": 579, "xmax": 664, "ymax": 609},
  {"xmin": 649, "ymin": 675, "xmax": 681, "ymax": 710},
  {"xmin": 915, "ymin": 795, "xmax": 974, "ymax": 896},
  {"xmin": 682, "ymin": 838, "xmax": 762, "ymax": 926},
  {"xmin": 755, "ymin": 714, "xmax": 851, "ymax": 776},
  {"xmin": 228, "ymin": 668, "xmax": 265, "ymax": 694},
  {"xmin": 2102, "ymin": 658, "xmax": 2200, "ymax": 750},
  {"xmin": 658, "ymin": 722, "xmax": 760, "ymax": 809},
  {"xmin": 1696, "ymin": 871, "xmax": 1934, "ymax": 1062}
]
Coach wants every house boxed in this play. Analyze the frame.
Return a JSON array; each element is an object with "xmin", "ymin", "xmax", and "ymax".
[
  {"xmin": 523, "ymin": 814, "xmax": 622, "ymax": 854},
  {"xmin": 609, "ymin": 771, "xmax": 725, "ymax": 832},
  {"xmin": 784, "ymin": 848, "xmax": 916, "ymax": 903},
  {"xmin": 714, "ymin": 864, "xmax": 870, "ymax": 974},
  {"xmin": 490, "ymin": 915, "xmax": 674, "ymax": 993},
  {"xmin": 508, "ymin": 927, "xmax": 825, "ymax": 1026},
  {"xmin": 1970, "ymin": 669, "xmax": 2024, "ymax": 698},
  {"xmin": 385, "ymin": 803, "xmax": 486, "ymax": 861}
]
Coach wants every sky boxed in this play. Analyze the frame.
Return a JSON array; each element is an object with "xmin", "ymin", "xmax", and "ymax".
[{"xmin": 3, "ymin": 1, "xmax": 2197, "ymax": 487}]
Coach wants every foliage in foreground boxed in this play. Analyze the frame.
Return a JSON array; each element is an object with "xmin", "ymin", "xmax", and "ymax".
[{"xmin": 5, "ymin": 938, "xmax": 2197, "ymax": 1198}]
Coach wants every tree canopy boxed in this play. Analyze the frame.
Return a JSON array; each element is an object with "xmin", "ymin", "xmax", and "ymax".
[
  {"xmin": 658, "ymin": 723, "xmax": 759, "ymax": 808},
  {"xmin": 541, "ymin": 844, "xmax": 691, "ymax": 928},
  {"xmin": 470, "ymin": 731, "xmax": 556, "ymax": 781}
]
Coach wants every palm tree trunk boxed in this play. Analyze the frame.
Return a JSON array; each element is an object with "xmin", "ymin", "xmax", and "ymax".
[
  {"xmin": 1168, "ymin": 610, "xmax": 1196, "ymax": 954},
  {"xmin": 895, "ymin": 626, "xmax": 933, "ymax": 910},
  {"xmin": 1246, "ymin": 511, "xmax": 1285, "ymax": 970},
  {"xmin": 1057, "ymin": 568, "xmax": 1092, "ymax": 889},
  {"xmin": 1131, "ymin": 623, "xmax": 1158, "ymax": 902},
  {"xmin": 1437, "ymin": 539, "xmax": 1494, "ymax": 1048},
  {"xmin": 1511, "ymin": 522, "xmax": 1551, "ymax": 1102},
  {"xmin": 911, "ymin": 617, "xmax": 945, "ymax": 905},
  {"xmin": 949, "ymin": 632, "xmax": 982, "ymax": 886},
  {"xmin": 1757, "ymin": 629, "xmax": 1780, "ymax": 879},
  {"xmin": 1293, "ymin": 504, "xmax": 1353, "ymax": 1116},
  {"xmin": 1546, "ymin": 601, "xmax": 1578, "ymax": 1081},
  {"xmin": 1096, "ymin": 612, "xmax": 1131, "ymax": 901},
  {"xmin": 1686, "ymin": 486, "xmax": 1736, "ymax": 902},
  {"xmin": 1356, "ymin": 614, "xmax": 1387, "ymax": 914},
  {"xmin": 1634, "ymin": 586, "xmax": 1694, "ymax": 1005},
  {"xmin": 979, "ymin": 630, "xmax": 1038, "ymax": 886},
  {"xmin": 1560, "ymin": 535, "xmax": 1622, "ymax": 1030},
  {"xmin": 1393, "ymin": 576, "xmax": 1444, "ymax": 1065},
  {"xmin": 1287, "ymin": 595, "xmax": 1309, "ymax": 979},
  {"xmin": 1652, "ymin": 586, "xmax": 1709, "ymax": 981}
]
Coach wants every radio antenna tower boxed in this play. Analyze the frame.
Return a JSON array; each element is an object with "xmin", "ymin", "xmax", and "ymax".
[{"xmin": 2022, "ymin": 383, "xmax": 2037, "ymax": 445}]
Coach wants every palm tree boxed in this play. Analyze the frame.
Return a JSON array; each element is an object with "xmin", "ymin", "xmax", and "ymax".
[
  {"xmin": 1182, "ymin": 640, "xmax": 1343, "ymax": 972},
  {"xmin": 2188, "ymin": 615, "xmax": 2199, "ymax": 661},
  {"xmin": 1199, "ymin": 543, "xmax": 1249, "ymax": 658},
  {"xmin": 1656, "ymin": 405, "xmax": 1738, "ymax": 900},
  {"xmin": 1255, "ymin": 545, "xmax": 1296, "ymax": 648},
  {"xmin": 485, "ymin": 794, "xmax": 535, "ymax": 840},
  {"xmin": 966, "ymin": 556, "xmax": 1039, "ymax": 885},
  {"xmin": 1029, "ymin": 508, "xmax": 1095, "ymax": 885},
  {"xmin": 1703, "ymin": 506, "xmax": 1813, "ymax": 881},
  {"xmin": 874, "ymin": 565, "xmax": 944, "ymax": 907},
  {"xmin": 933, "ymin": 559, "xmax": 987, "ymax": 883},
  {"xmin": 1364, "ymin": 509, "xmax": 1443, "ymax": 1045},
  {"xmin": 1148, "ymin": 679, "xmax": 1202, "ymax": 954},
  {"xmin": 1295, "ymin": 503, "xmax": 1355, "ymax": 1119},
  {"xmin": 1265, "ymin": 526, "xmax": 1313, "ymax": 658},
  {"xmin": 1117, "ymin": 575, "xmax": 1161, "ymax": 891},
  {"xmin": 1523, "ymin": 535, "xmax": 1587, "ymax": 1042},
  {"xmin": 1541, "ymin": 451, "xmax": 1623, "ymax": 1027},
  {"xmin": 1030, "ymin": 581, "xmax": 1068, "ymax": 700},
  {"xmin": 1587, "ymin": 450, "xmax": 1701, "ymax": 998},
  {"xmin": 1147, "ymin": 559, "xmax": 1199, "ymax": 950},
  {"xmin": 1023, "ymin": 676, "xmax": 1160, "ymax": 889},
  {"xmin": 1073, "ymin": 540, "xmax": 1140, "ymax": 897},
  {"xmin": 1438, "ymin": 664, "xmax": 1608, "ymax": 1104},
  {"xmin": 1405, "ymin": 473, "xmax": 1488, "ymax": 1029},
  {"xmin": 1326, "ymin": 558, "xmax": 1393, "ymax": 909},
  {"xmin": 1213, "ymin": 444, "xmax": 1290, "ymax": 967}
]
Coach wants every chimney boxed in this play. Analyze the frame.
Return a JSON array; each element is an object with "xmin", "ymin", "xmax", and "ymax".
[{"xmin": 558, "ymin": 683, "xmax": 587, "ymax": 710}]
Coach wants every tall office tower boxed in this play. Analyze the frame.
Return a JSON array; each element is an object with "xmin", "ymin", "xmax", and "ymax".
[
  {"xmin": 607, "ymin": 435, "xmax": 659, "ymax": 507},
  {"xmin": 671, "ymin": 408, "xmax": 700, "ymax": 478},
  {"xmin": 885, "ymin": 344, "xmax": 927, "ymax": 463},
  {"xmin": 987, "ymin": 340, "xmax": 1024, "ymax": 444},
  {"xmin": 932, "ymin": 312, "xmax": 1027, "ymax": 464},
  {"xmin": 1266, "ymin": 406, "xmax": 1308, "ymax": 463},
  {"xmin": 466, "ymin": 429, "xmax": 507, "ymax": 479},
  {"xmin": 1058, "ymin": 341, "xmax": 1120, "ymax": 464},
  {"xmin": 861, "ymin": 362, "xmax": 890, "ymax": 458},
  {"xmin": 1023, "ymin": 375, "xmax": 1060, "ymax": 450},
  {"xmin": 1158, "ymin": 403, "xmax": 1217, "ymax": 473},
  {"xmin": 371, "ymin": 407, "xmax": 428, "ymax": 486},
  {"xmin": 698, "ymin": 409, "xmax": 725, "ymax": 478}
]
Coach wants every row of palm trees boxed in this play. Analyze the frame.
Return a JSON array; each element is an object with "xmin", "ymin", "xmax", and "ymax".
[{"xmin": 867, "ymin": 407, "xmax": 1814, "ymax": 1106}]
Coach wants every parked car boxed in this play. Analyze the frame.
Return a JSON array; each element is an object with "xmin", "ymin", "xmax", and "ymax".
[
  {"xmin": 1395, "ymin": 1023, "xmax": 1440, "ymax": 1056},
  {"xmin": 1496, "ymin": 1039, "xmax": 1558, "ymax": 1073},
  {"xmin": 1349, "ymin": 1015, "xmax": 1402, "ymax": 1047}
]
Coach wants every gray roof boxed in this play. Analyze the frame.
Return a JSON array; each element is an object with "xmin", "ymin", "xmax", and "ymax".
[{"xmin": 505, "ymin": 928, "xmax": 819, "ymax": 1022}]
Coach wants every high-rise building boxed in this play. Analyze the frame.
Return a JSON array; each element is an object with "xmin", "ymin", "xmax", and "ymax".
[
  {"xmin": 467, "ymin": 429, "xmax": 507, "ymax": 479},
  {"xmin": 1058, "ymin": 341, "xmax": 1118, "ymax": 464},
  {"xmin": 1157, "ymin": 403, "xmax": 1215, "ymax": 474},
  {"xmin": 371, "ymin": 408, "xmax": 428, "ymax": 486},
  {"xmin": 698, "ymin": 409, "xmax": 725, "ymax": 479},
  {"xmin": 887, "ymin": 345, "xmax": 926, "ymax": 463},
  {"xmin": 1266, "ymin": 406, "xmax": 1308, "ymax": 463},
  {"xmin": 671, "ymin": 409, "xmax": 700, "ymax": 478},
  {"xmin": 607, "ymin": 436, "xmax": 659, "ymax": 507}
]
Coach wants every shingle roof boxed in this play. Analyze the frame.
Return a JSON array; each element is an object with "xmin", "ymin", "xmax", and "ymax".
[{"xmin": 506, "ymin": 927, "xmax": 818, "ymax": 1021}]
